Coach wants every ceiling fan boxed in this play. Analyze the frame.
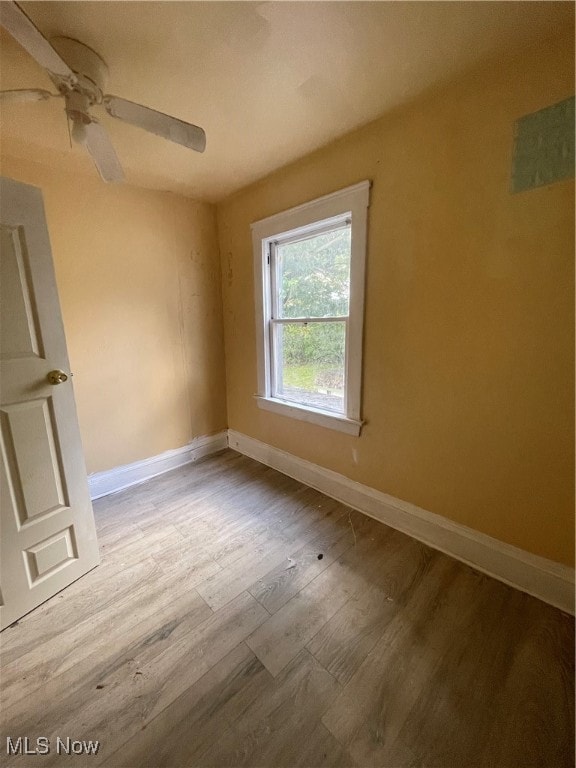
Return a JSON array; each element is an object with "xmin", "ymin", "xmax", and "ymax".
[{"xmin": 0, "ymin": 1, "xmax": 206, "ymax": 182}]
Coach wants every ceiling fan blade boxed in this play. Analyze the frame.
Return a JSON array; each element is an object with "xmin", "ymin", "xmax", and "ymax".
[
  {"xmin": 0, "ymin": 88, "xmax": 55, "ymax": 103},
  {"xmin": 0, "ymin": 1, "xmax": 77, "ymax": 85},
  {"xmin": 84, "ymin": 121, "xmax": 124, "ymax": 183},
  {"xmin": 103, "ymin": 95, "xmax": 206, "ymax": 153}
]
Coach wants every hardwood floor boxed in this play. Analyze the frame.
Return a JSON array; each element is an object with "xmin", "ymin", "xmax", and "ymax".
[{"xmin": 1, "ymin": 450, "xmax": 574, "ymax": 767}]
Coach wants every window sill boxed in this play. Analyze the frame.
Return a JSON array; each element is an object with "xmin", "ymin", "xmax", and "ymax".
[{"xmin": 254, "ymin": 396, "xmax": 363, "ymax": 436}]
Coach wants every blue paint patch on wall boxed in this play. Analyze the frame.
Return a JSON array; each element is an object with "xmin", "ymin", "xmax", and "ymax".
[{"xmin": 511, "ymin": 96, "xmax": 575, "ymax": 193}]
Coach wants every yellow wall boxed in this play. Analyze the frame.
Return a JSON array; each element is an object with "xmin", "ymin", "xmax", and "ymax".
[
  {"xmin": 0, "ymin": 155, "xmax": 227, "ymax": 474},
  {"xmin": 0, "ymin": 33, "xmax": 572, "ymax": 568},
  {"xmin": 217, "ymin": 37, "xmax": 575, "ymax": 567}
]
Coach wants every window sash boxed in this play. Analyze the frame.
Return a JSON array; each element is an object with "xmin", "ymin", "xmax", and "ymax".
[
  {"xmin": 269, "ymin": 318, "xmax": 348, "ymax": 414},
  {"xmin": 269, "ymin": 316, "xmax": 348, "ymax": 325},
  {"xmin": 268, "ymin": 223, "xmax": 351, "ymax": 413},
  {"xmin": 269, "ymin": 223, "xmax": 351, "ymax": 321}
]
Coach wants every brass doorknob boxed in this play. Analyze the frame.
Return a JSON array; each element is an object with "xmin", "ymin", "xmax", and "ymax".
[{"xmin": 47, "ymin": 369, "xmax": 68, "ymax": 385}]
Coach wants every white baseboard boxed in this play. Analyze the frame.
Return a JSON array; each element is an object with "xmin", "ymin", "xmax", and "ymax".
[
  {"xmin": 227, "ymin": 429, "xmax": 575, "ymax": 615},
  {"xmin": 88, "ymin": 432, "xmax": 228, "ymax": 501}
]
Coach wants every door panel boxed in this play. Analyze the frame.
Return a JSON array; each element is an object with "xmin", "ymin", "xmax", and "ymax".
[
  {"xmin": 1, "ymin": 399, "xmax": 69, "ymax": 522},
  {"xmin": 0, "ymin": 176, "xmax": 100, "ymax": 630},
  {"xmin": 0, "ymin": 225, "xmax": 44, "ymax": 360}
]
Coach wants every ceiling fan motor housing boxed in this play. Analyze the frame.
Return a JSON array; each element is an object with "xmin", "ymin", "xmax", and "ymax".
[{"xmin": 64, "ymin": 90, "xmax": 92, "ymax": 128}]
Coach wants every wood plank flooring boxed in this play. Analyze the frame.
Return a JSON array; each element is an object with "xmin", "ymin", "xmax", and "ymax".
[{"xmin": 1, "ymin": 450, "xmax": 574, "ymax": 767}]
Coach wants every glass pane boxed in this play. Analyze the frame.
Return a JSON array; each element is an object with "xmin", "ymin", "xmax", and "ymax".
[
  {"xmin": 273, "ymin": 321, "xmax": 346, "ymax": 413},
  {"xmin": 276, "ymin": 227, "xmax": 351, "ymax": 318}
]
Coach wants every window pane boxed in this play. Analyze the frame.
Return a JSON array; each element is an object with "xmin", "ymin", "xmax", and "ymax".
[
  {"xmin": 273, "ymin": 321, "xmax": 346, "ymax": 413},
  {"xmin": 276, "ymin": 227, "xmax": 351, "ymax": 318}
]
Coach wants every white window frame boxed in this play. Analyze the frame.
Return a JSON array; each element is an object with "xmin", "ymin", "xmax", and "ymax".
[{"xmin": 251, "ymin": 180, "xmax": 370, "ymax": 436}]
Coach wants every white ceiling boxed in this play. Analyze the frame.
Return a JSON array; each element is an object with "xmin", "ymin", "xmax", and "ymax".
[{"xmin": 0, "ymin": 1, "xmax": 572, "ymax": 202}]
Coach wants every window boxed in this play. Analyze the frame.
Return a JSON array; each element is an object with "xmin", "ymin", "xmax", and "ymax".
[{"xmin": 252, "ymin": 181, "xmax": 370, "ymax": 435}]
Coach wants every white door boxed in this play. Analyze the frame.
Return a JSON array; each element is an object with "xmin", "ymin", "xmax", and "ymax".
[{"xmin": 0, "ymin": 176, "xmax": 99, "ymax": 630}]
